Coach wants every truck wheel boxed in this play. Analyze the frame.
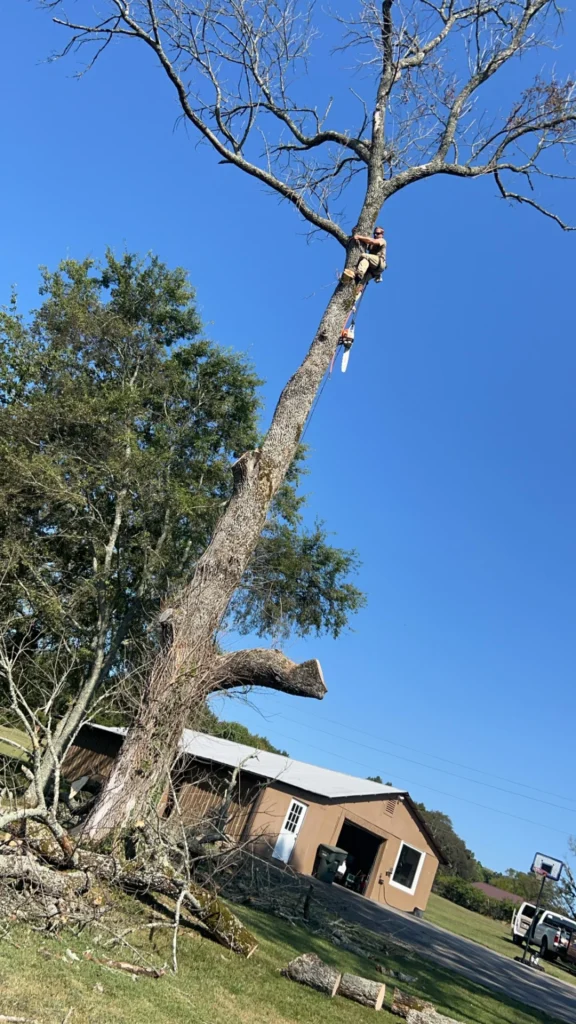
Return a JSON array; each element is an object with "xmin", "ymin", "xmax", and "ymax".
[
  {"xmin": 512, "ymin": 934, "xmax": 522, "ymax": 946},
  {"xmin": 540, "ymin": 937, "xmax": 549, "ymax": 960}
]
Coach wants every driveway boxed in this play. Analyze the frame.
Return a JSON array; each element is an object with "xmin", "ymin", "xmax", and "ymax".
[{"xmin": 325, "ymin": 885, "xmax": 576, "ymax": 1024}]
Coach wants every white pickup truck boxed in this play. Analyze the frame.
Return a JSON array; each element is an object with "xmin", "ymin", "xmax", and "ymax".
[
  {"xmin": 527, "ymin": 909, "xmax": 576, "ymax": 961},
  {"xmin": 511, "ymin": 902, "xmax": 538, "ymax": 944}
]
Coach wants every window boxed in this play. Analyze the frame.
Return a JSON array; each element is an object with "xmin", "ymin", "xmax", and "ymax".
[
  {"xmin": 390, "ymin": 842, "xmax": 424, "ymax": 893},
  {"xmin": 521, "ymin": 904, "xmax": 537, "ymax": 920},
  {"xmin": 284, "ymin": 801, "xmax": 306, "ymax": 834}
]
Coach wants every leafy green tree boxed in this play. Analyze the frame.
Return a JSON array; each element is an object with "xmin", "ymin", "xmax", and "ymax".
[
  {"xmin": 415, "ymin": 803, "xmax": 479, "ymax": 880},
  {"xmin": 196, "ymin": 706, "xmax": 288, "ymax": 756},
  {"xmin": 0, "ymin": 251, "xmax": 363, "ymax": 792}
]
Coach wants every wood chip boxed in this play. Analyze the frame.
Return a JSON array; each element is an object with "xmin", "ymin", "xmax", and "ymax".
[{"xmin": 84, "ymin": 952, "xmax": 165, "ymax": 977}]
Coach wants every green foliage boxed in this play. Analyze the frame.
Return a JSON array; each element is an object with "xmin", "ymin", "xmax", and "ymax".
[
  {"xmin": 0, "ymin": 250, "xmax": 364, "ymax": 721},
  {"xmin": 414, "ymin": 804, "xmax": 479, "ymax": 881},
  {"xmin": 195, "ymin": 705, "xmax": 288, "ymax": 755},
  {"xmin": 231, "ymin": 519, "xmax": 365, "ymax": 639},
  {"xmin": 434, "ymin": 876, "xmax": 517, "ymax": 922},
  {"xmin": 479, "ymin": 867, "xmax": 566, "ymax": 913}
]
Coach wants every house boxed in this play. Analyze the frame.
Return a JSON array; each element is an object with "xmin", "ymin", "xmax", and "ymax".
[
  {"xmin": 471, "ymin": 882, "xmax": 524, "ymax": 904},
  {"xmin": 64, "ymin": 723, "xmax": 445, "ymax": 913}
]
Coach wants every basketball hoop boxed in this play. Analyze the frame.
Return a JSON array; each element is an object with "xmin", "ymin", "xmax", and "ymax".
[{"xmin": 531, "ymin": 853, "xmax": 563, "ymax": 882}]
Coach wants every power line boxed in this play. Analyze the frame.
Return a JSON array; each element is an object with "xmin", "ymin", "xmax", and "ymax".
[
  {"xmin": 277, "ymin": 714, "xmax": 576, "ymax": 814},
  {"xmin": 252, "ymin": 696, "xmax": 576, "ymax": 806},
  {"xmin": 270, "ymin": 728, "xmax": 573, "ymax": 838}
]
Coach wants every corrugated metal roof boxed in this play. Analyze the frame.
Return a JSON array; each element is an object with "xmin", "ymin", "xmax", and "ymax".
[{"xmin": 180, "ymin": 729, "xmax": 407, "ymax": 801}]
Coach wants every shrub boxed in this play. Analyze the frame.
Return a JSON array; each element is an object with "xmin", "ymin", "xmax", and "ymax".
[{"xmin": 434, "ymin": 876, "xmax": 517, "ymax": 922}]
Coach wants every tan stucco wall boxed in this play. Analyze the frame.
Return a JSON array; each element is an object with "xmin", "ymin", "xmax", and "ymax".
[{"xmin": 248, "ymin": 783, "xmax": 439, "ymax": 913}]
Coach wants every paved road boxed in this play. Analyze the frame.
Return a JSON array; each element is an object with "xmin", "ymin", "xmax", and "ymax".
[{"xmin": 326, "ymin": 885, "xmax": 576, "ymax": 1023}]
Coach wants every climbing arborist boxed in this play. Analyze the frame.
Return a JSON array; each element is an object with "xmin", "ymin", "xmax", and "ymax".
[{"xmin": 342, "ymin": 226, "xmax": 387, "ymax": 285}]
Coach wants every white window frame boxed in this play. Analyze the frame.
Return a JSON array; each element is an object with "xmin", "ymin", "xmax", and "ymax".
[
  {"xmin": 389, "ymin": 841, "xmax": 426, "ymax": 895},
  {"xmin": 281, "ymin": 799, "xmax": 307, "ymax": 836}
]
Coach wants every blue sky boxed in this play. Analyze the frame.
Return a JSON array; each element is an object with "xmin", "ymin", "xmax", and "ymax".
[{"xmin": 2, "ymin": 1, "xmax": 575, "ymax": 874}]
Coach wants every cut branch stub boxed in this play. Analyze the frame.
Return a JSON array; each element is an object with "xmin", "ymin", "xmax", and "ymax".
[
  {"xmin": 208, "ymin": 648, "xmax": 326, "ymax": 699},
  {"xmin": 282, "ymin": 953, "xmax": 341, "ymax": 997}
]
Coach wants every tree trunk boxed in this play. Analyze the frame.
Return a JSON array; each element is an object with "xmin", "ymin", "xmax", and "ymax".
[
  {"xmin": 83, "ymin": 276, "xmax": 357, "ymax": 843},
  {"xmin": 338, "ymin": 973, "xmax": 386, "ymax": 1010},
  {"xmin": 282, "ymin": 953, "xmax": 342, "ymax": 997},
  {"xmin": 120, "ymin": 871, "xmax": 258, "ymax": 957}
]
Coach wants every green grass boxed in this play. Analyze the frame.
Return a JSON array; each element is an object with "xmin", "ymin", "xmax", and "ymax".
[
  {"xmin": 425, "ymin": 893, "xmax": 576, "ymax": 986},
  {"xmin": 0, "ymin": 899, "xmax": 567, "ymax": 1024},
  {"xmin": 0, "ymin": 724, "xmax": 32, "ymax": 760}
]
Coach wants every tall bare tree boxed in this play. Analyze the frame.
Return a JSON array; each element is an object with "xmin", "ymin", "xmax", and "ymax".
[{"xmin": 40, "ymin": 0, "xmax": 575, "ymax": 841}]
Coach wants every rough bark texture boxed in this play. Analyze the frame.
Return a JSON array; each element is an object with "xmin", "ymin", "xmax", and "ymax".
[
  {"xmin": 338, "ymin": 973, "xmax": 386, "ymax": 1010},
  {"xmin": 282, "ymin": 953, "xmax": 342, "ymax": 997},
  {"xmin": 84, "ymin": 280, "xmax": 356, "ymax": 842},
  {"xmin": 0, "ymin": 855, "xmax": 89, "ymax": 898},
  {"xmin": 208, "ymin": 648, "xmax": 326, "ymax": 699},
  {"xmin": 115, "ymin": 867, "xmax": 258, "ymax": 957},
  {"xmin": 0, "ymin": 844, "xmax": 258, "ymax": 957},
  {"xmin": 391, "ymin": 990, "xmax": 436, "ymax": 1018}
]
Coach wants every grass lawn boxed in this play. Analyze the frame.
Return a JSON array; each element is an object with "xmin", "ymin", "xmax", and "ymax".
[
  {"xmin": 425, "ymin": 892, "xmax": 576, "ymax": 986},
  {"xmin": 0, "ymin": 724, "xmax": 32, "ymax": 760},
  {"xmin": 0, "ymin": 899, "xmax": 567, "ymax": 1024}
]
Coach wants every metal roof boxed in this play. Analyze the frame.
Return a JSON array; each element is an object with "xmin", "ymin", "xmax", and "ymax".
[{"xmin": 180, "ymin": 729, "xmax": 407, "ymax": 801}]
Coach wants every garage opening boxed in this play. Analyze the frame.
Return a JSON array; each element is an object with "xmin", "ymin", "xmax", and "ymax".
[{"xmin": 333, "ymin": 820, "xmax": 383, "ymax": 895}]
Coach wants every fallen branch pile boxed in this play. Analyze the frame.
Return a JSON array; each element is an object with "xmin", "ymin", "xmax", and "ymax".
[{"xmin": 0, "ymin": 826, "xmax": 258, "ymax": 958}]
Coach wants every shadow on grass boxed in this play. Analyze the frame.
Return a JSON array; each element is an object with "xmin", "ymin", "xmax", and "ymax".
[{"xmin": 234, "ymin": 903, "xmax": 567, "ymax": 1024}]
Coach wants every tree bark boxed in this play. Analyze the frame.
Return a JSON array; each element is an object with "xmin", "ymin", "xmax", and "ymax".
[
  {"xmin": 0, "ymin": 855, "xmax": 89, "ymax": 898},
  {"xmin": 282, "ymin": 953, "xmax": 342, "ymax": 997},
  {"xmin": 83, "ymin": 278, "xmax": 358, "ymax": 843},
  {"xmin": 120, "ymin": 871, "xmax": 259, "ymax": 957},
  {"xmin": 338, "ymin": 973, "xmax": 386, "ymax": 1010},
  {"xmin": 208, "ymin": 648, "xmax": 326, "ymax": 699}
]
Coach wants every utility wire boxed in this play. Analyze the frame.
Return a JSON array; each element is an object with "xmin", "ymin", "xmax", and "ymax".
[
  {"xmin": 269, "ymin": 728, "xmax": 573, "ymax": 838},
  {"xmin": 276, "ymin": 714, "xmax": 576, "ymax": 814},
  {"xmin": 251, "ymin": 694, "xmax": 576, "ymax": 806}
]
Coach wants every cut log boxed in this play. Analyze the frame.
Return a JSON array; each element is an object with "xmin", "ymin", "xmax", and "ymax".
[
  {"xmin": 338, "ymin": 973, "xmax": 386, "ymax": 1010},
  {"xmin": 391, "ymin": 990, "xmax": 436, "ymax": 1019},
  {"xmin": 282, "ymin": 953, "xmax": 341, "ymax": 997}
]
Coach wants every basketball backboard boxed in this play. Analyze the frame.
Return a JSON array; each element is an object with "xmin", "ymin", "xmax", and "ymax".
[{"xmin": 531, "ymin": 852, "xmax": 563, "ymax": 882}]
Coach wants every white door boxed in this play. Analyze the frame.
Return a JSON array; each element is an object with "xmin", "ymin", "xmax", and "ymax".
[{"xmin": 272, "ymin": 799, "xmax": 307, "ymax": 863}]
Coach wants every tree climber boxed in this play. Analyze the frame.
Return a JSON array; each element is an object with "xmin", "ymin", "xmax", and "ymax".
[{"xmin": 342, "ymin": 227, "xmax": 387, "ymax": 285}]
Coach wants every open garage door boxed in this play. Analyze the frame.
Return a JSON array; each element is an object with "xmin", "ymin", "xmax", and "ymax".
[{"xmin": 334, "ymin": 819, "xmax": 383, "ymax": 895}]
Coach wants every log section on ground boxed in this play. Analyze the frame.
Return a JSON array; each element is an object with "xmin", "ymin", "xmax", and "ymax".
[
  {"xmin": 338, "ymin": 972, "xmax": 386, "ymax": 1009},
  {"xmin": 282, "ymin": 953, "xmax": 341, "ymax": 997}
]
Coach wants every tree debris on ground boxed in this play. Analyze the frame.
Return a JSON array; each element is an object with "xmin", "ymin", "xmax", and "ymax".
[
  {"xmin": 406, "ymin": 1013, "xmax": 464, "ymax": 1024},
  {"xmin": 84, "ymin": 953, "xmax": 165, "ymax": 978},
  {"xmin": 391, "ymin": 989, "xmax": 437, "ymax": 1018},
  {"xmin": 338, "ymin": 972, "xmax": 386, "ymax": 1010}
]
